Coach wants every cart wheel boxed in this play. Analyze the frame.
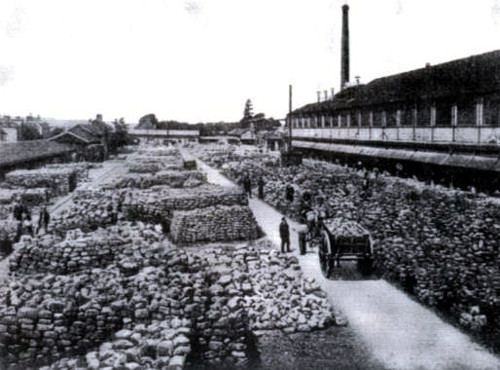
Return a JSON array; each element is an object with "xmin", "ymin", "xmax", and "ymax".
[
  {"xmin": 319, "ymin": 230, "xmax": 332, "ymax": 278},
  {"xmin": 357, "ymin": 257, "xmax": 373, "ymax": 276}
]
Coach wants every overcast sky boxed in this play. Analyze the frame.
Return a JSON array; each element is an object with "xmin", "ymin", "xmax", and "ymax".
[{"xmin": 0, "ymin": 0, "xmax": 499, "ymax": 124}]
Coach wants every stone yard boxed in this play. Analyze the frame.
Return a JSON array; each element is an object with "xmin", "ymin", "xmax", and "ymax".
[{"xmin": 0, "ymin": 145, "xmax": 364, "ymax": 370}]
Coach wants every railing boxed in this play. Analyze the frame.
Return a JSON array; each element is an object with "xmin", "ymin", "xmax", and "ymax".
[{"xmin": 290, "ymin": 126, "xmax": 500, "ymax": 145}]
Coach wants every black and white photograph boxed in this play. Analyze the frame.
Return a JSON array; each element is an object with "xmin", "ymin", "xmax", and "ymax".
[{"xmin": 1, "ymin": 0, "xmax": 500, "ymax": 369}]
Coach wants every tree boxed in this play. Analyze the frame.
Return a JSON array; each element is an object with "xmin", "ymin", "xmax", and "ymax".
[
  {"xmin": 243, "ymin": 99, "xmax": 254, "ymax": 120},
  {"xmin": 241, "ymin": 99, "xmax": 254, "ymax": 128},
  {"xmin": 137, "ymin": 114, "xmax": 158, "ymax": 129},
  {"xmin": 19, "ymin": 121, "xmax": 42, "ymax": 141}
]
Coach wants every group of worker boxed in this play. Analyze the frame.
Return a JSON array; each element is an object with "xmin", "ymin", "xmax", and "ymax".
[
  {"xmin": 241, "ymin": 173, "xmax": 266, "ymax": 199},
  {"xmin": 240, "ymin": 172, "xmax": 328, "ymax": 255},
  {"xmin": 280, "ymin": 188, "xmax": 328, "ymax": 255},
  {"xmin": 12, "ymin": 196, "xmax": 51, "ymax": 239}
]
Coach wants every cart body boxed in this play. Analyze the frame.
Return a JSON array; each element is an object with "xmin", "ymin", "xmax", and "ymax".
[{"xmin": 318, "ymin": 218, "xmax": 373, "ymax": 277}]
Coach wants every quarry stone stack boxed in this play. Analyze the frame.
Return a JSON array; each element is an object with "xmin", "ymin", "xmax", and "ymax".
[
  {"xmin": 170, "ymin": 205, "xmax": 261, "ymax": 244},
  {"xmin": 4, "ymin": 168, "xmax": 77, "ymax": 197}
]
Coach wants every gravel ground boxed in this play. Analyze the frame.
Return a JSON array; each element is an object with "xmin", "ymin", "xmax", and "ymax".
[
  {"xmin": 255, "ymin": 326, "xmax": 386, "ymax": 370},
  {"xmin": 197, "ymin": 157, "xmax": 500, "ymax": 370}
]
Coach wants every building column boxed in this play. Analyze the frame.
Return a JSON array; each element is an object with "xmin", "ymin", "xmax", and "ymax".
[
  {"xmin": 430, "ymin": 105, "xmax": 436, "ymax": 126},
  {"xmin": 430, "ymin": 104, "xmax": 436, "ymax": 142},
  {"xmin": 346, "ymin": 113, "xmax": 351, "ymax": 128},
  {"xmin": 476, "ymin": 98, "xmax": 484, "ymax": 126},
  {"xmin": 357, "ymin": 112, "xmax": 362, "ymax": 127},
  {"xmin": 413, "ymin": 105, "xmax": 418, "ymax": 141},
  {"xmin": 451, "ymin": 105, "xmax": 458, "ymax": 126},
  {"xmin": 451, "ymin": 105, "xmax": 458, "ymax": 142},
  {"xmin": 321, "ymin": 115, "xmax": 325, "ymax": 128},
  {"xmin": 369, "ymin": 111, "xmax": 373, "ymax": 140},
  {"xmin": 477, "ymin": 98, "xmax": 484, "ymax": 143},
  {"xmin": 338, "ymin": 114, "xmax": 342, "ymax": 127},
  {"xmin": 381, "ymin": 111, "xmax": 387, "ymax": 127}
]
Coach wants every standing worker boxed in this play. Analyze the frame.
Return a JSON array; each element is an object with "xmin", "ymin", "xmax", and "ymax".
[
  {"xmin": 243, "ymin": 173, "xmax": 252, "ymax": 198},
  {"xmin": 37, "ymin": 205, "xmax": 50, "ymax": 234},
  {"xmin": 285, "ymin": 184, "xmax": 295, "ymax": 203},
  {"xmin": 13, "ymin": 196, "xmax": 24, "ymax": 222},
  {"xmin": 279, "ymin": 217, "xmax": 291, "ymax": 253},
  {"xmin": 257, "ymin": 176, "xmax": 265, "ymax": 200}
]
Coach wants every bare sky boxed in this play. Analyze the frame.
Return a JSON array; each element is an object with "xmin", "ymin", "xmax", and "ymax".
[{"xmin": 0, "ymin": 0, "xmax": 499, "ymax": 123}]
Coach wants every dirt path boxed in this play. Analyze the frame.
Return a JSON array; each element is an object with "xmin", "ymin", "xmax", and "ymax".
[{"xmin": 196, "ymin": 158, "xmax": 500, "ymax": 370}]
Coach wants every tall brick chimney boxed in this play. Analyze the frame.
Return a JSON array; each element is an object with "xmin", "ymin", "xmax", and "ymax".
[{"xmin": 341, "ymin": 4, "xmax": 350, "ymax": 90}]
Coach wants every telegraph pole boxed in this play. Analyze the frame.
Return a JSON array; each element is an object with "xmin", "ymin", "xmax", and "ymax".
[{"xmin": 288, "ymin": 84, "xmax": 293, "ymax": 150}]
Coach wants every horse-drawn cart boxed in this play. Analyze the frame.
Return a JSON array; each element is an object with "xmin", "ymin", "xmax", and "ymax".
[{"xmin": 318, "ymin": 218, "xmax": 373, "ymax": 278}]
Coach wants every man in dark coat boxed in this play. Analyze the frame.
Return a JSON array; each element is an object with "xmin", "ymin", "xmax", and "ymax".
[
  {"xmin": 279, "ymin": 217, "xmax": 290, "ymax": 253},
  {"xmin": 13, "ymin": 198, "xmax": 25, "ymax": 222},
  {"xmin": 243, "ymin": 174, "xmax": 252, "ymax": 198},
  {"xmin": 38, "ymin": 205, "xmax": 50, "ymax": 233},
  {"xmin": 285, "ymin": 184, "xmax": 294, "ymax": 203},
  {"xmin": 257, "ymin": 176, "xmax": 265, "ymax": 199}
]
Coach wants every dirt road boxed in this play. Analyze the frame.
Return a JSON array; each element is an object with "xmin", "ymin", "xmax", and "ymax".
[{"xmin": 197, "ymin": 159, "xmax": 500, "ymax": 370}]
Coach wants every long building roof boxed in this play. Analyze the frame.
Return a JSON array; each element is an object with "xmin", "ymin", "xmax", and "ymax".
[
  {"xmin": 0, "ymin": 140, "xmax": 73, "ymax": 168},
  {"xmin": 291, "ymin": 49, "xmax": 500, "ymax": 116}
]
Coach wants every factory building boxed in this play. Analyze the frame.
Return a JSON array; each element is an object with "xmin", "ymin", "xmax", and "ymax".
[
  {"xmin": 286, "ymin": 5, "xmax": 500, "ymax": 191},
  {"xmin": 288, "ymin": 49, "xmax": 500, "ymax": 144}
]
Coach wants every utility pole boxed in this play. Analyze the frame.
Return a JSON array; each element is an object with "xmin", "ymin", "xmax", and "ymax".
[{"xmin": 288, "ymin": 84, "xmax": 293, "ymax": 151}]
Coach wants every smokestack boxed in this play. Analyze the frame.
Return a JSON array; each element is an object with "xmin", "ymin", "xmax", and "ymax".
[
  {"xmin": 331, "ymin": 88, "xmax": 335, "ymax": 99},
  {"xmin": 341, "ymin": 4, "xmax": 350, "ymax": 90},
  {"xmin": 323, "ymin": 90, "xmax": 328, "ymax": 101},
  {"xmin": 317, "ymin": 91, "xmax": 321, "ymax": 103}
]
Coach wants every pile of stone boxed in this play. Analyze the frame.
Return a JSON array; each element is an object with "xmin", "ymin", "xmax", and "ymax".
[
  {"xmin": 126, "ymin": 154, "xmax": 185, "ymax": 174},
  {"xmin": 113, "ymin": 170, "xmax": 206, "ymax": 189},
  {"xmin": 41, "ymin": 323, "xmax": 190, "ymax": 370},
  {"xmin": 196, "ymin": 145, "xmax": 278, "ymax": 170},
  {"xmin": 49, "ymin": 190, "xmax": 126, "ymax": 235},
  {"xmin": 137, "ymin": 147, "xmax": 181, "ymax": 157},
  {"xmin": 9, "ymin": 222, "xmax": 164, "ymax": 276},
  {"xmin": 4, "ymin": 168, "xmax": 78, "ymax": 197},
  {"xmin": 44, "ymin": 163, "xmax": 91, "ymax": 183},
  {"xmin": 0, "ymin": 206, "xmax": 12, "ymax": 221},
  {"xmin": 170, "ymin": 205, "xmax": 261, "ymax": 244},
  {"xmin": 0, "ymin": 189, "xmax": 18, "ymax": 205},
  {"xmin": 0, "ymin": 188, "xmax": 49, "ymax": 207},
  {"xmin": 0, "ymin": 233, "xmax": 340, "ymax": 369},
  {"xmin": 184, "ymin": 241, "xmax": 337, "ymax": 367},
  {"xmin": 216, "ymin": 155, "xmax": 500, "ymax": 341},
  {"xmin": 0, "ymin": 219, "xmax": 20, "ymax": 241},
  {"xmin": 123, "ymin": 184, "xmax": 247, "ymax": 226},
  {"xmin": 0, "ymin": 268, "xmax": 125, "ymax": 368}
]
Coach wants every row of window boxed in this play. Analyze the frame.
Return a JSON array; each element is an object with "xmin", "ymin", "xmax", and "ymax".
[{"xmin": 290, "ymin": 101, "xmax": 500, "ymax": 128}]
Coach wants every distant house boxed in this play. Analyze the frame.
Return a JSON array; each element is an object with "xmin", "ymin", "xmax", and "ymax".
[
  {"xmin": 128, "ymin": 129, "xmax": 200, "ymax": 145},
  {"xmin": 0, "ymin": 117, "xmax": 19, "ymax": 142},
  {"xmin": 263, "ymin": 129, "xmax": 285, "ymax": 151},
  {"xmin": 240, "ymin": 129, "xmax": 256, "ymax": 145},
  {"xmin": 0, "ymin": 127, "xmax": 17, "ymax": 142},
  {"xmin": 49, "ymin": 122, "xmax": 109, "ymax": 161}
]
